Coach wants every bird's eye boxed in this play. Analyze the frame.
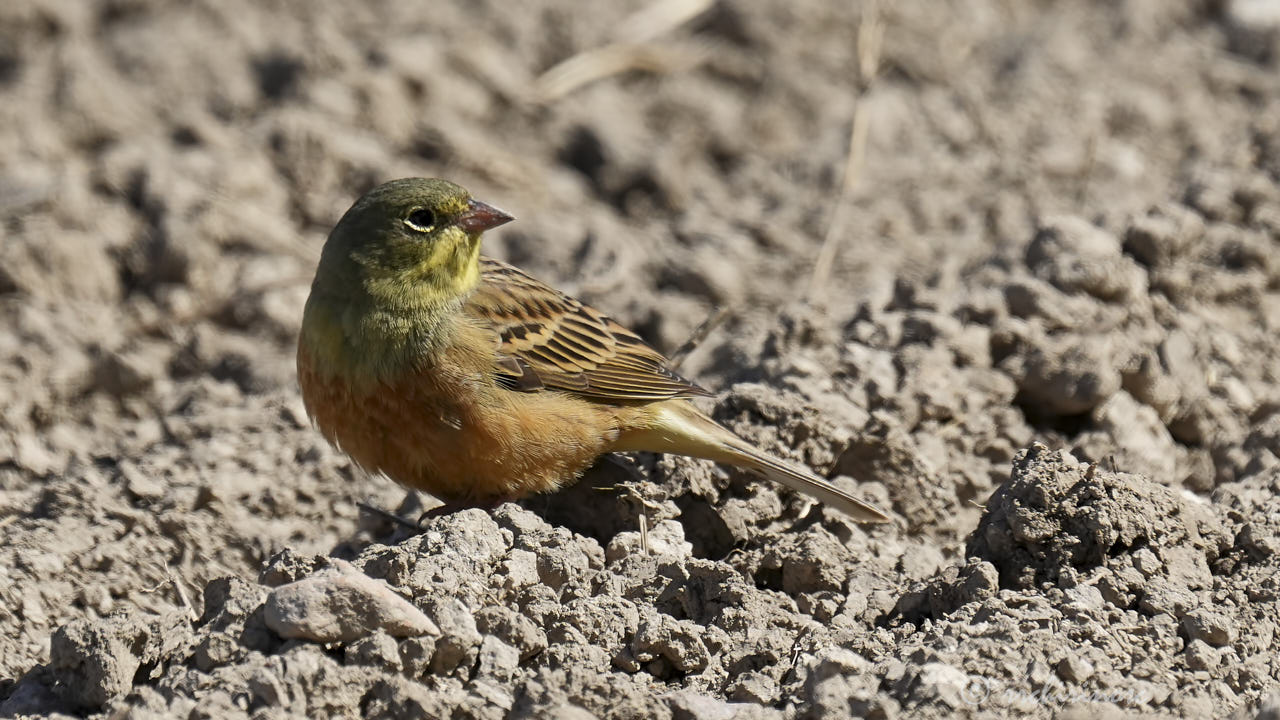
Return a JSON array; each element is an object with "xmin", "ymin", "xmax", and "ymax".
[{"xmin": 404, "ymin": 208, "xmax": 437, "ymax": 232}]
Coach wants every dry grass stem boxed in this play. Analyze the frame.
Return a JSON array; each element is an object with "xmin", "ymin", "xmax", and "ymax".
[
  {"xmin": 170, "ymin": 570, "xmax": 199, "ymax": 623},
  {"xmin": 807, "ymin": 1, "xmax": 886, "ymax": 301},
  {"xmin": 144, "ymin": 564, "xmax": 199, "ymax": 623},
  {"xmin": 638, "ymin": 513, "xmax": 651, "ymax": 556},
  {"xmin": 667, "ymin": 306, "xmax": 728, "ymax": 371},
  {"xmin": 533, "ymin": 0, "xmax": 714, "ymax": 101}
]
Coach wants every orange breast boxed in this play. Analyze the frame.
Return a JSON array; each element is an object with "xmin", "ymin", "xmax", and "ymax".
[{"xmin": 296, "ymin": 339, "xmax": 622, "ymax": 504}]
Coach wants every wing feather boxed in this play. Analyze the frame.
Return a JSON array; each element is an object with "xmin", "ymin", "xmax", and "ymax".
[{"xmin": 465, "ymin": 257, "xmax": 711, "ymax": 402}]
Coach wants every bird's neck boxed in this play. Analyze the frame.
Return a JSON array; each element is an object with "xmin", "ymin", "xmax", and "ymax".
[{"xmin": 300, "ymin": 273, "xmax": 476, "ymax": 387}]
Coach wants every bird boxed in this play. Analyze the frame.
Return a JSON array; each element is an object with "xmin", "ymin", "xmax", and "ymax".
[{"xmin": 296, "ymin": 178, "xmax": 889, "ymax": 523}]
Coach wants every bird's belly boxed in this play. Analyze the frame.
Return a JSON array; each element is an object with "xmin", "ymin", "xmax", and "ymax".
[{"xmin": 298, "ymin": 356, "xmax": 620, "ymax": 504}]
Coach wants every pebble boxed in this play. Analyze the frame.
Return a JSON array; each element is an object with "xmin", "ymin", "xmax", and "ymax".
[{"xmin": 264, "ymin": 562, "xmax": 439, "ymax": 644}]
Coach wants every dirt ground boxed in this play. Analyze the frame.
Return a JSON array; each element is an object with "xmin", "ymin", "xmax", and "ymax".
[{"xmin": 2, "ymin": 0, "xmax": 1280, "ymax": 717}]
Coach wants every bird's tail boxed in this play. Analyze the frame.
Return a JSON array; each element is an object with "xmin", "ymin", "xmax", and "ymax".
[{"xmin": 614, "ymin": 401, "xmax": 891, "ymax": 523}]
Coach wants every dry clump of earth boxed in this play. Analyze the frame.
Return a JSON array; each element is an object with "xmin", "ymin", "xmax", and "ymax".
[{"xmin": 3, "ymin": 0, "xmax": 1280, "ymax": 718}]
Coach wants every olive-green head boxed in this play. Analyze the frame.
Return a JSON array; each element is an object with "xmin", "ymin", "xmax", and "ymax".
[{"xmin": 314, "ymin": 177, "xmax": 513, "ymax": 305}]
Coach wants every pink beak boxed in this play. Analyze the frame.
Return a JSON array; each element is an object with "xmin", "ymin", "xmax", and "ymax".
[{"xmin": 456, "ymin": 199, "xmax": 514, "ymax": 233}]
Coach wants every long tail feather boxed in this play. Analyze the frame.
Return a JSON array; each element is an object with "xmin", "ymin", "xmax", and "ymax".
[
  {"xmin": 614, "ymin": 401, "xmax": 891, "ymax": 523},
  {"xmin": 724, "ymin": 442, "xmax": 890, "ymax": 523}
]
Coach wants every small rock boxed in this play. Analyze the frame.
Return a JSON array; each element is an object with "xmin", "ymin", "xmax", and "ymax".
[
  {"xmin": 1057, "ymin": 655, "xmax": 1094, "ymax": 683},
  {"xmin": 968, "ymin": 443, "xmax": 1225, "ymax": 591},
  {"xmin": 345, "ymin": 630, "xmax": 402, "ymax": 672},
  {"xmin": 20, "ymin": 587, "xmax": 47, "ymax": 625},
  {"xmin": 1123, "ymin": 203, "xmax": 1203, "ymax": 267},
  {"xmin": 476, "ymin": 635, "xmax": 521, "ymax": 681},
  {"xmin": 1253, "ymin": 691, "xmax": 1280, "ymax": 720},
  {"xmin": 199, "ymin": 576, "xmax": 274, "ymax": 655},
  {"xmin": 1182, "ymin": 608, "xmax": 1235, "ymax": 647},
  {"xmin": 808, "ymin": 647, "xmax": 872, "ymax": 681},
  {"xmin": 264, "ymin": 561, "xmax": 439, "ymax": 643},
  {"xmin": 1184, "ymin": 639, "xmax": 1221, "ymax": 672},
  {"xmin": 1225, "ymin": 0, "xmax": 1280, "ymax": 63},
  {"xmin": 1004, "ymin": 333, "xmax": 1123, "ymax": 416},
  {"xmin": 1027, "ymin": 216, "xmax": 1143, "ymax": 302},
  {"xmin": 797, "ymin": 591, "xmax": 842, "ymax": 622},
  {"xmin": 1137, "ymin": 579, "xmax": 1197, "ymax": 617},
  {"xmin": 121, "ymin": 464, "xmax": 166, "ymax": 502},
  {"xmin": 45, "ymin": 609, "xmax": 192, "ymax": 711},
  {"xmin": 532, "ymin": 533, "xmax": 598, "ymax": 591},
  {"xmin": 524, "ymin": 704, "xmax": 600, "ymax": 720},
  {"xmin": 1027, "ymin": 659, "xmax": 1053, "ymax": 686},
  {"xmin": 1130, "ymin": 547, "xmax": 1163, "ymax": 577},
  {"xmin": 777, "ymin": 529, "xmax": 852, "ymax": 594},
  {"xmin": 363, "ymin": 677, "xmax": 456, "ymax": 719},
  {"xmin": 667, "ymin": 691, "xmax": 753, "ymax": 720},
  {"xmin": 499, "ymin": 549, "xmax": 540, "ymax": 591},
  {"xmin": 1078, "ymin": 391, "xmax": 1178, "ymax": 483},
  {"xmin": 92, "ymin": 347, "xmax": 162, "ymax": 397},
  {"xmin": 426, "ymin": 598, "xmax": 482, "ymax": 676},
  {"xmin": 471, "ymin": 677, "xmax": 516, "ymax": 713},
  {"xmin": 475, "ymin": 605, "xmax": 548, "ymax": 662},
  {"xmin": 49, "ymin": 618, "xmax": 142, "ymax": 710},
  {"xmin": 398, "ymin": 636, "xmax": 437, "ymax": 679},
  {"xmin": 1239, "ymin": 522, "xmax": 1280, "ymax": 559},
  {"xmin": 902, "ymin": 662, "xmax": 970, "ymax": 709},
  {"xmin": 247, "ymin": 665, "xmax": 289, "ymax": 709},
  {"xmin": 632, "ymin": 613, "xmax": 710, "ymax": 675},
  {"xmin": 1063, "ymin": 583, "xmax": 1106, "ymax": 611},
  {"xmin": 896, "ymin": 558, "xmax": 999, "ymax": 622},
  {"xmin": 726, "ymin": 671, "xmax": 780, "ymax": 704},
  {"xmin": 258, "ymin": 549, "xmax": 327, "ymax": 587},
  {"xmin": 192, "ymin": 631, "xmax": 245, "ymax": 672},
  {"xmin": 13, "ymin": 433, "xmax": 58, "ymax": 476}
]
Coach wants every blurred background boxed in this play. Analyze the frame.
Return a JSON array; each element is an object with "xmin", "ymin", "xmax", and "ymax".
[{"xmin": 2, "ymin": 0, "xmax": 1280, "ymax": 711}]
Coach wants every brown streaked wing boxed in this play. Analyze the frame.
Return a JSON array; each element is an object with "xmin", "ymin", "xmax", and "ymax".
[{"xmin": 465, "ymin": 257, "xmax": 711, "ymax": 402}]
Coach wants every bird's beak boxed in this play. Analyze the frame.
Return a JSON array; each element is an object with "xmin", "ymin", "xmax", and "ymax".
[{"xmin": 456, "ymin": 199, "xmax": 514, "ymax": 233}]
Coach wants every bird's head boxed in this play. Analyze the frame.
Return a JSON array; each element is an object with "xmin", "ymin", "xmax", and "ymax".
[{"xmin": 316, "ymin": 177, "xmax": 514, "ymax": 306}]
